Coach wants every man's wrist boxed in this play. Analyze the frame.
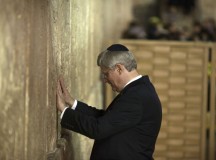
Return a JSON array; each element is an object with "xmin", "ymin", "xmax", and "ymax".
[
  {"xmin": 69, "ymin": 99, "xmax": 75, "ymax": 106},
  {"xmin": 60, "ymin": 106, "xmax": 66, "ymax": 112}
]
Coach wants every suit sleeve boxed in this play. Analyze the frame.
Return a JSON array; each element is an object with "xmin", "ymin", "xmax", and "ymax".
[
  {"xmin": 61, "ymin": 93, "xmax": 143, "ymax": 140},
  {"xmin": 75, "ymin": 101, "xmax": 105, "ymax": 117}
]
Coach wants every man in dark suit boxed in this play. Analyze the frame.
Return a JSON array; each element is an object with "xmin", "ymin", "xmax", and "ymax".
[{"xmin": 56, "ymin": 44, "xmax": 162, "ymax": 160}]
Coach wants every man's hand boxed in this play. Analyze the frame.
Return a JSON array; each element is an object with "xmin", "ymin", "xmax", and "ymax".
[
  {"xmin": 58, "ymin": 76, "xmax": 75, "ymax": 106},
  {"xmin": 56, "ymin": 80, "xmax": 67, "ymax": 112}
]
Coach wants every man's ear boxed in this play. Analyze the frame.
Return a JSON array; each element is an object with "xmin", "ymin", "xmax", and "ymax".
[{"xmin": 115, "ymin": 64, "xmax": 125, "ymax": 74}]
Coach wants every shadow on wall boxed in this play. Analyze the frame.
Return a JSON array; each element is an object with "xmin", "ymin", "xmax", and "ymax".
[{"xmin": 47, "ymin": 129, "xmax": 74, "ymax": 160}]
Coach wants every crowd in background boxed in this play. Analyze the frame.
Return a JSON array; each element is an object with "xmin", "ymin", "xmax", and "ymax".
[{"xmin": 122, "ymin": 17, "xmax": 216, "ymax": 42}]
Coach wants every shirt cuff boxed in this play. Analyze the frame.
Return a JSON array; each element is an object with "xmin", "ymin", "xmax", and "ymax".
[
  {"xmin": 60, "ymin": 100, "xmax": 77, "ymax": 119},
  {"xmin": 60, "ymin": 107, "xmax": 68, "ymax": 119},
  {"xmin": 71, "ymin": 100, "xmax": 77, "ymax": 110}
]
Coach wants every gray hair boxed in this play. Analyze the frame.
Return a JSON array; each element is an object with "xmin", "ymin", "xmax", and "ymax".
[{"xmin": 97, "ymin": 50, "xmax": 137, "ymax": 71}]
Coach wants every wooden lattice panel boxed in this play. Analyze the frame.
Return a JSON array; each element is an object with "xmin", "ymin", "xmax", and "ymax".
[
  {"xmin": 106, "ymin": 40, "xmax": 216, "ymax": 160},
  {"xmin": 209, "ymin": 46, "xmax": 216, "ymax": 160}
]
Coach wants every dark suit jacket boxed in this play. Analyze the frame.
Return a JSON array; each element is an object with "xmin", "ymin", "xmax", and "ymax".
[{"xmin": 61, "ymin": 76, "xmax": 162, "ymax": 160}]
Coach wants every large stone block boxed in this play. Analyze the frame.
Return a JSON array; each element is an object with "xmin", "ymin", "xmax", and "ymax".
[{"xmin": 0, "ymin": 0, "xmax": 133, "ymax": 160}]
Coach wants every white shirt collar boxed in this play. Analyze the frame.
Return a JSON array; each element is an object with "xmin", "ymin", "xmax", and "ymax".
[{"xmin": 124, "ymin": 75, "xmax": 142, "ymax": 88}]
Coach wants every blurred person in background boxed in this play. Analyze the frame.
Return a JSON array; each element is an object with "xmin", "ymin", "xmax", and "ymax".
[
  {"xmin": 122, "ymin": 20, "xmax": 146, "ymax": 39},
  {"xmin": 202, "ymin": 18, "xmax": 216, "ymax": 41}
]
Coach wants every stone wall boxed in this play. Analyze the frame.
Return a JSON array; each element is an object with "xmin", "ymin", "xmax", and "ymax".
[{"xmin": 0, "ymin": 0, "xmax": 132, "ymax": 160}]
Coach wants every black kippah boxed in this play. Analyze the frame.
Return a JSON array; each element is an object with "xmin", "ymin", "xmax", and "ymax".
[{"xmin": 107, "ymin": 44, "xmax": 129, "ymax": 51}]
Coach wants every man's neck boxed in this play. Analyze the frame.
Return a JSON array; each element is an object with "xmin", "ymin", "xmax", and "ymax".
[
  {"xmin": 124, "ymin": 75, "xmax": 142, "ymax": 88},
  {"xmin": 120, "ymin": 70, "xmax": 141, "ymax": 89}
]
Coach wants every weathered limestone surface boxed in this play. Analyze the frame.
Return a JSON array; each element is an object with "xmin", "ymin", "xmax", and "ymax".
[{"xmin": 0, "ymin": 0, "xmax": 132, "ymax": 160}]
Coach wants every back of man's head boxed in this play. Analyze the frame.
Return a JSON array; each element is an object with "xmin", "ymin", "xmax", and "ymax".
[{"xmin": 97, "ymin": 44, "xmax": 137, "ymax": 71}]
